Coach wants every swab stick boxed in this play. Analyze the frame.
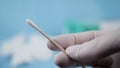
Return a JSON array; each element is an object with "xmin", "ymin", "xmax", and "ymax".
[
  {"xmin": 26, "ymin": 18, "xmax": 66, "ymax": 54},
  {"xmin": 26, "ymin": 18, "xmax": 85, "ymax": 68}
]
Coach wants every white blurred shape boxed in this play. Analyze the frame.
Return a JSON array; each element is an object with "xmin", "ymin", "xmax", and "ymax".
[
  {"xmin": 100, "ymin": 21, "xmax": 120, "ymax": 30},
  {"xmin": 1, "ymin": 33, "xmax": 53, "ymax": 67}
]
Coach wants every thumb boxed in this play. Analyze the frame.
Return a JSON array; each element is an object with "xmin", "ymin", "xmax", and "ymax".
[
  {"xmin": 66, "ymin": 30, "xmax": 120, "ymax": 65},
  {"xmin": 54, "ymin": 30, "xmax": 120, "ymax": 67}
]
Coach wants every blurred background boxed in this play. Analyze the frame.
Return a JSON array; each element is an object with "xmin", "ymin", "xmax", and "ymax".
[{"xmin": 0, "ymin": 0, "xmax": 120, "ymax": 68}]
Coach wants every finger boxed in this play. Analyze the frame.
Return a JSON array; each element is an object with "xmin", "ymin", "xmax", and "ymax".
[
  {"xmin": 47, "ymin": 31, "xmax": 107, "ymax": 51},
  {"xmin": 54, "ymin": 52, "xmax": 77, "ymax": 67},
  {"xmin": 65, "ymin": 30, "xmax": 120, "ymax": 65},
  {"xmin": 54, "ymin": 52, "xmax": 113, "ymax": 67}
]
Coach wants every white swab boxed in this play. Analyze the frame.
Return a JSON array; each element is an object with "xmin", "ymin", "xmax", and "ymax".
[
  {"xmin": 26, "ymin": 18, "xmax": 66, "ymax": 53},
  {"xmin": 26, "ymin": 18, "xmax": 85, "ymax": 68}
]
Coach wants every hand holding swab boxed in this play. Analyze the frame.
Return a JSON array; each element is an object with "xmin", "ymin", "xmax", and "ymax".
[{"xmin": 26, "ymin": 18, "xmax": 85, "ymax": 68}]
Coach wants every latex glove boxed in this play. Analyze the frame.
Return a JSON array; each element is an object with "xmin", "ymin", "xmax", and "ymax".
[{"xmin": 47, "ymin": 30, "xmax": 120, "ymax": 68}]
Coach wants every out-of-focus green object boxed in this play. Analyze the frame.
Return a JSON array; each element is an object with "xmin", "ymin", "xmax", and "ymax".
[{"xmin": 64, "ymin": 20, "xmax": 100, "ymax": 33}]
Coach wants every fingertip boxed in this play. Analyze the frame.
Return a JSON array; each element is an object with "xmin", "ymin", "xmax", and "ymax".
[
  {"xmin": 47, "ymin": 41, "xmax": 59, "ymax": 51},
  {"xmin": 66, "ymin": 46, "xmax": 76, "ymax": 54},
  {"xmin": 66, "ymin": 45, "xmax": 79, "ymax": 61},
  {"xmin": 47, "ymin": 41, "xmax": 54, "ymax": 50},
  {"xmin": 54, "ymin": 52, "xmax": 68, "ymax": 67},
  {"xmin": 54, "ymin": 52, "xmax": 76, "ymax": 67}
]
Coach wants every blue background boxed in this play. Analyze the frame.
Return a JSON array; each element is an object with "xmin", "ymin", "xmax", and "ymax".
[{"xmin": 0, "ymin": 0, "xmax": 120, "ymax": 68}]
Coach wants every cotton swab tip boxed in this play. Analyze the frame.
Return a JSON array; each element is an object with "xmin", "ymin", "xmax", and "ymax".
[
  {"xmin": 26, "ymin": 18, "xmax": 38, "ymax": 29},
  {"xmin": 26, "ymin": 18, "xmax": 33, "ymax": 25}
]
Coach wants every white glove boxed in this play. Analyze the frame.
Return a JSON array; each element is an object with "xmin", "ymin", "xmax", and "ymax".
[{"xmin": 47, "ymin": 29, "xmax": 120, "ymax": 68}]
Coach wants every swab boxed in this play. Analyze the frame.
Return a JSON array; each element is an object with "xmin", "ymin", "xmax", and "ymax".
[{"xmin": 26, "ymin": 18, "xmax": 85, "ymax": 68}]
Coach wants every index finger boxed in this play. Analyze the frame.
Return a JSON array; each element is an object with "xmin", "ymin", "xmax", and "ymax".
[{"xmin": 47, "ymin": 31, "xmax": 107, "ymax": 51}]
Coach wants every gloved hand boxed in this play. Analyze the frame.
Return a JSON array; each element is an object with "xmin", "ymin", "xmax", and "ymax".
[{"xmin": 47, "ymin": 29, "xmax": 120, "ymax": 68}]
